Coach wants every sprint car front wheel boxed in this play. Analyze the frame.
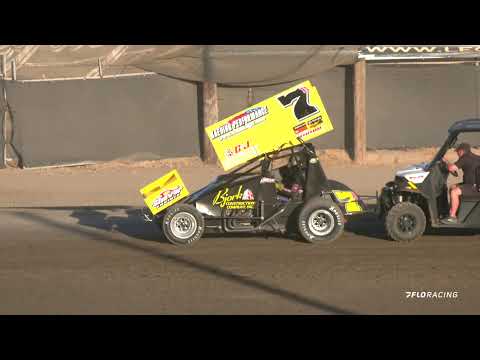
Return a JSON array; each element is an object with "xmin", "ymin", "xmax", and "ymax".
[
  {"xmin": 297, "ymin": 199, "xmax": 344, "ymax": 244},
  {"xmin": 162, "ymin": 204, "xmax": 204, "ymax": 246}
]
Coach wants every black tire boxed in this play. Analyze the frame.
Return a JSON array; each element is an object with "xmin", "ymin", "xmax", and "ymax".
[
  {"xmin": 162, "ymin": 204, "xmax": 204, "ymax": 246},
  {"xmin": 385, "ymin": 202, "xmax": 426, "ymax": 242},
  {"xmin": 297, "ymin": 198, "xmax": 345, "ymax": 244}
]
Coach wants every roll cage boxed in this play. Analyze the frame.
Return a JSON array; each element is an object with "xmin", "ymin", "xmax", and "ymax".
[
  {"xmin": 216, "ymin": 141, "xmax": 321, "ymax": 180},
  {"xmin": 184, "ymin": 140, "xmax": 330, "ymax": 206},
  {"xmin": 428, "ymin": 118, "xmax": 480, "ymax": 170}
]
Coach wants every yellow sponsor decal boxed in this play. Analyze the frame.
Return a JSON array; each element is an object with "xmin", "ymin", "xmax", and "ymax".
[
  {"xmin": 139, "ymin": 169, "xmax": 190, "ymax": 215},
  {"xmin": 212, "ymin": 185, "xmax": 256, "ymax": 210},
  {"xmin": 333, "ymin": 190, "xmax": 356, "ymax": 203},
  {"xmin": 407, "ymin": 181, "xmax": 418, "ymax": 190},
  {"xmin": 205, "ymin": 80, "xmax": 334, "ymax": 170},
  {"xmin": 332, "ymin": 190, "xmax": 363, "ymax": 213},
  {"xmin": 345, "ymin": 201, "xmax": 363, "ymax": 213}
]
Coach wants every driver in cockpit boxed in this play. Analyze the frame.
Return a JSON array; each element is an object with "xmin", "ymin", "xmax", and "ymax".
[
  {"xmin": 441, "ymin": 143, "xmax": 480, "ymax": 224},
  {"xmin": 260, "ymin": 157, "xmax": 304, "ymax": 201}
]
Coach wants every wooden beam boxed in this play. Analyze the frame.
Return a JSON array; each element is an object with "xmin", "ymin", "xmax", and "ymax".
[
  {"xmin": 353, "ymin": 60, "xmax": 366, "ymax": 164},
  {"xmin": 202, "ymin": 81, "xmax": 218, "ymax": 164}
]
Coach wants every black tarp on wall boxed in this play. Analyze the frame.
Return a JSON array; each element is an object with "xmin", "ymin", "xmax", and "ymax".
[
  {"xmin": 3, "ymin": 66, "xmax": 350, "ymax": 169},
  {"xmin": 4, "ymin": 75, "xmax": 199, "ymax": 167},
  {"xmin": 7, "ymin": 62, "xmax": 480, "ymax": 169},
  {"xmin": 0, "ymin": 110, "xmax": 4, "ymax": 168},
  {"xmin": 367, "ymin": 64, "xmax": 480, "ymax": 149}
]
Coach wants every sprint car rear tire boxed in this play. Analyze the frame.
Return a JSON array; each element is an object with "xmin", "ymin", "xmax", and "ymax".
[
  {"xmin": 385, "ymin": 202, "xmax": 426, "ymax": 242},
  {"xmin": 162, "ymin": 204, "xmax": 204, "ymax": 246},
  {"xmin": 297, "ymin": 198, "xmax": 345, "ymax": 244}
]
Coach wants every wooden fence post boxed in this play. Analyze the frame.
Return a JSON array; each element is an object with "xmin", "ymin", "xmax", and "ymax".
[
  {"xmin": 98, "ymin": 58, "xmax": 104, "ymax": 78},
  {"xmin": 247, "ymin": 87, "xmax": 254, "ymax": 106},
  {"xmin": 11, "ymin": 60, "xmax": 17, "ymax": 81},
  {"xmin": 202, "ymin": 81, "xmax": 218, "ymax": 164},
  {"xmin": 1, "ymin": 54, "xmax": 6, "ymax": 78},
  {"xmin": 353, "ymin": 60, "xmax": 366, "ymax": 164}
]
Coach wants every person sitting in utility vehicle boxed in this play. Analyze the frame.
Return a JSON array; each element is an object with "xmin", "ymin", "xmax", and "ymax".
[{"xmin": 441, "ymin": 142, "xmax": 480, "ymax": 224}]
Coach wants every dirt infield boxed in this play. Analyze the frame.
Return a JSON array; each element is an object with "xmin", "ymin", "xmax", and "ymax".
[
  {"xmin": 1, "ymin": 206, "xmax": 479, "ymax": 315},
  {"xmin": 0, "ymin": 160, "xmax": 398, "ymax": 208},
  {"xmin": 1, "ymin": 146, "xmax": 465, "ymax": 208},
  {"xmin": 1, "ymin": 148, "xmax": 479, "ymax": 314}
]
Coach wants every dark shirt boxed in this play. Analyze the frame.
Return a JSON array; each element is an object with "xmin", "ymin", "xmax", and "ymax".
[{"xmin": 455, "ymin": 152, "xmax": 480, "ymax": 185}]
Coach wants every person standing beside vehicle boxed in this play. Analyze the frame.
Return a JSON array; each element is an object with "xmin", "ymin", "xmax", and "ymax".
[{"xmin": 441, "ymin": 142, "xmax": 480, "ymax": 224}]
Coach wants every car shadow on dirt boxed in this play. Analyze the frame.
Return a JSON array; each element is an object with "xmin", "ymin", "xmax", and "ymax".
[
  {"xmin": 66, "ymin": 207, "xmax": 407, "ymax": 244},
  {"xmin": 69, "ymin": 207, "xmax": 170, "ymax": 243},
  {"xmin": 344, "ymin": 213, "xmax": 479, "ymax": 240},
  {"xmin": 16, "ymin": 206, "xmax": 477, "ymax": 244},
  {"xmin": 69, "ymin": 207, "xmax": 304, "ymax": 244},
  {"xmin": 344, "ymin": 214, "xmax": 390, "ymax": 241}
]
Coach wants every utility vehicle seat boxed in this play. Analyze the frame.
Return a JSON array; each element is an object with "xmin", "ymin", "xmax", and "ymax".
[{"xmin": 461, "ymin": 166, "xmax": 480, "ymax": 201}]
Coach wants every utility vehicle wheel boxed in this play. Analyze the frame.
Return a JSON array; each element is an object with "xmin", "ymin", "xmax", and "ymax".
[
  {"xmin": 162, "ymin": 204, "xmax": 204, "ymax": 246},
  {"xmin": 297, "ymin": 198, "xmax": 345, "ymax": 244},
  {"xmin": 385, "ymin": 202, "xmax": 426, "ymax": 242}
]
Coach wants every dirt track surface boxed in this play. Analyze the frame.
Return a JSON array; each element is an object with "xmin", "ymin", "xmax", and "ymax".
[{"xmin": 1, "ymin": 162, "xmax": 479, "ymax": 314}]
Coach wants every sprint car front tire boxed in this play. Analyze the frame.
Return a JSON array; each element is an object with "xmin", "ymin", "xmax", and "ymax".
[
  {"xmin": 297, "ymin": 198, "xmax": 345, "ymax": 244},
  {"xmin": 162, "ymin": 204, "xmax": 204, "ymax": 246}
]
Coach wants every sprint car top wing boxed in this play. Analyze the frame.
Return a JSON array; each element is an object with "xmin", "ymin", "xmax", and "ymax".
[{"xmin": 205, "ymin": 80, "xmax": 334, "ymax": 171}]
